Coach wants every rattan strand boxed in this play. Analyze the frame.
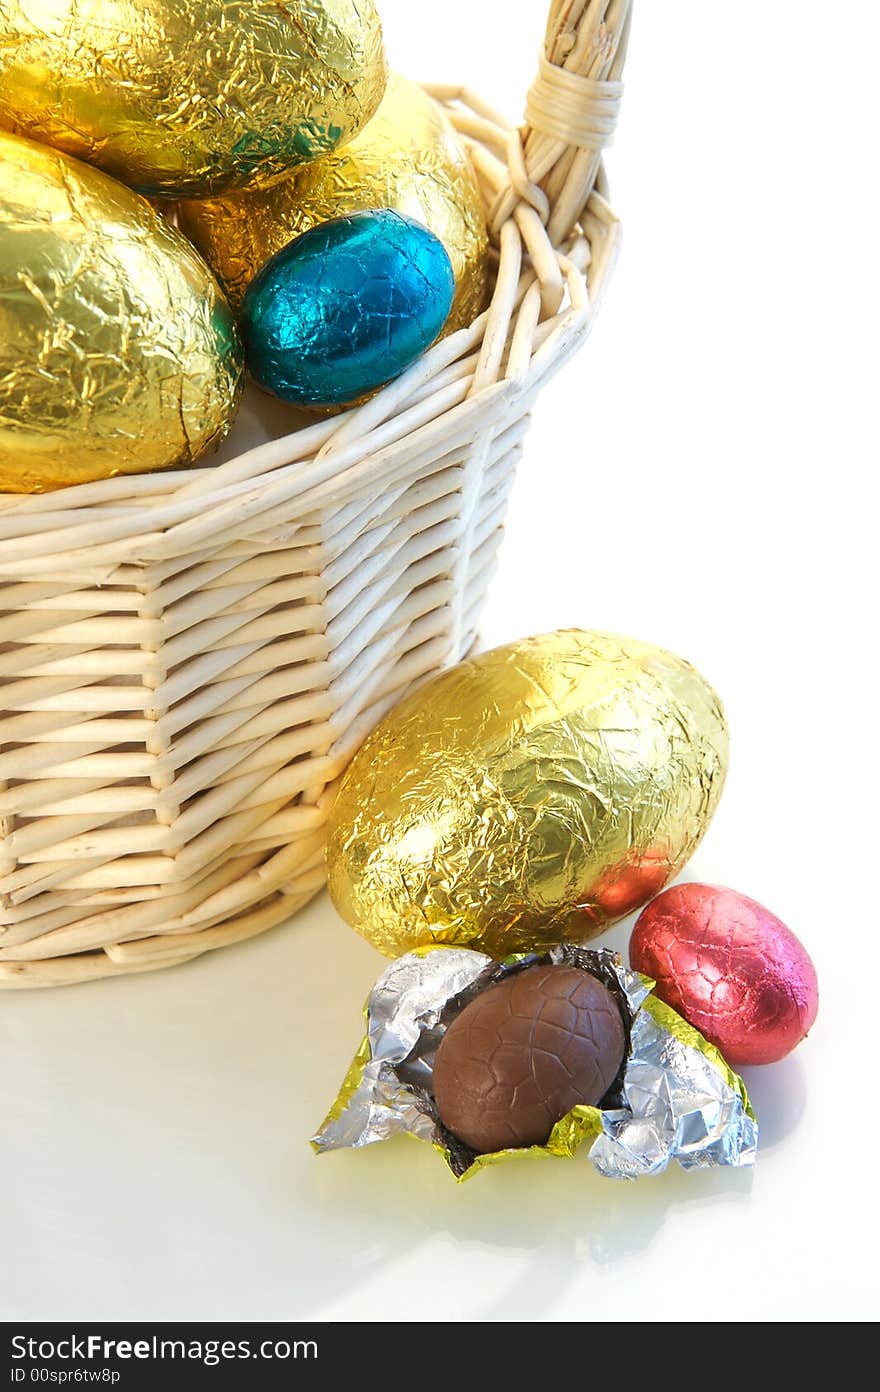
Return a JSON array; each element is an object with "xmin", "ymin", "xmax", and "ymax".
[{"xmin": 0, "ymin": 0, "xmax": 632, "ymax": 987}]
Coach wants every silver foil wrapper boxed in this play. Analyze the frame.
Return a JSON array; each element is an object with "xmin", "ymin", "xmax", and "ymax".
[{"xmin": 314, "ymin": 947, "xmax": 758, "ymax": 1181}]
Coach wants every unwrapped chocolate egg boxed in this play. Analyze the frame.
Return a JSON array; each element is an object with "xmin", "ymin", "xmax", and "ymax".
[
  {"xmin": 242, "ymin": 210, "xmax": 454, "ymax": 408},
  {"xmin": 0, "ymin": 1, "xmax": 387, "ymax": 199},
  {"xmin": 630, "ymin": 884, "xmax": 819, "ymax": 1066},
  {"xmin": 0, "ymin": 132, "xmax": 242, "ymax": 493},
  {"xmin": 326, "ymin": 630, "xmax": 730, "ymax": 957},
  {"xmin": 177, "ymin": 72, "xmax": 489, "ymax": 329},
  {"xmin": 433, "ymin": 964, "xmax": 627, "ymax": 1154}
]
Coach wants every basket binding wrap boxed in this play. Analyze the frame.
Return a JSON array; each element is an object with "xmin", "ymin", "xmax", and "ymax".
[{"xmin": 0, "ymin": 1, "xmax": 633, "ymax": 987}]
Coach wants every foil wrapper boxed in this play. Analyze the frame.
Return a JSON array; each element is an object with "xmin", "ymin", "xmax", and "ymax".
[
  {"xmin": 178, "ymin": 72, "xmax": 490, "ymax": 328},
  {"xmin": 326, "ymin": 630, "xmax": 730, "ymax": 958},
  {"xmin": 0, "ymin": 1, "xmax": 387, "ymax": 200},
  {"xmin": 631, "ymin": 883, "xmax": 820, "ymax": 1067},
  {"xmin": 0, "ymin": 132, "xmax": 242, "ymax": 494},
  {"xmin": 242, "ymin": 211, "xmax": 455, "ymax": 407},
  {"xmin": 313, "ymin": 946, "xmax": 758, "ymax": 1181}
]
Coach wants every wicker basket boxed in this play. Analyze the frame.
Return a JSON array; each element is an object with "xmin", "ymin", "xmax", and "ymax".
[{"xmin": 0, "ymin": 0, "xmax": 631, "ymax": 988}]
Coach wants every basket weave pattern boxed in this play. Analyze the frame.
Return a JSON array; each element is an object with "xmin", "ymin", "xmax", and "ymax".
[{"xmin": 0, "ymin": 0, "xmax": 631, "ymax": 987}]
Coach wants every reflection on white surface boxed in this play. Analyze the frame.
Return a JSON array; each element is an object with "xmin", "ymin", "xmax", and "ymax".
[
  {"xmin": 740, "ymin": 1057, "xmax": 807, "ymax": 1152},
  {"xmin": 0, "ymin": 0, "xmax": 873, "ymax": 1324},
  {"xmin": 0, "ymin": 886, "xmax": 850, "ymax": 1322}
]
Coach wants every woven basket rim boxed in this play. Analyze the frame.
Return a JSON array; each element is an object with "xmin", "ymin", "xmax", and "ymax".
[{"xmin": 0, "ymin": 0, "xmax": 633, "ymax": 987}]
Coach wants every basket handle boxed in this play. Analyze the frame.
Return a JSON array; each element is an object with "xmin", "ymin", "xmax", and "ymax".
[{"xmin": 494, "ymin": 0, "xmax": 632, "ymax": 247}]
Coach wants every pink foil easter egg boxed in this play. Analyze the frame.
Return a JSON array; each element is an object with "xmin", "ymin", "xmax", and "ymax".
[{"xmin": 630, "ymin": 883, "xmax": 819, "ymax": 1065}]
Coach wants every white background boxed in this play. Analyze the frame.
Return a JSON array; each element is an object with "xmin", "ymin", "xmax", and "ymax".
[{"xmin": 2, "ymin": 1, "xmax": 877, "ymax": 1323}]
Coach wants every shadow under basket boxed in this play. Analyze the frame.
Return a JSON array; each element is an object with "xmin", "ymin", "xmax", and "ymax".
[{"xmin": 0, "ymin": 1, "xmax": 632, "ymax": 988}]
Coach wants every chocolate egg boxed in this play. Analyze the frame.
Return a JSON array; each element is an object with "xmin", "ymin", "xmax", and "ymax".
[
  {"xmin": 630, "ymin": 883, "xmax": 819, "ymax": 1065},
  {"xmin": 433, "ymin": 965, "xmax": 626, "ymax": 1153},
  {"xmin": 326, "ymin": 630, "xmax": 730, "ymax": 957},
  {"xmin": 0, "ymin": 132, "xmax": 242, "ymax": 493},
  {"xmin": 241, "ymin": 211, "xmax": 455, "ymax": 408},
  {"xmin": 0, "ymin": 1, "xmax": 387, "ymax": 199},
  {"xmin": 178, "ymin": 72, "xmax": 489, "ymax": 329}
]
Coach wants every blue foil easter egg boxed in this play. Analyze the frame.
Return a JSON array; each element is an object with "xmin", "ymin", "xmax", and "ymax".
[{"xmin": 241, "ymin": 210, "xmax": 455, "ymax": 407}]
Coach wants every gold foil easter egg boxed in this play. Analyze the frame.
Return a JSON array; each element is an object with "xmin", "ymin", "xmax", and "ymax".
[
  {"xmin": 0, "ymin": 132, "xmax": 242, "ymax": 494},
  {"xmin": 0, "ymin": 1, "xmax": 387, "ymax": 200},
  {"xmin": 178, "ymin": 73, "xmax": 490, "ymax": 330},
  {"xmin": 326, "ymin": 631, "xmax": 730, "ymax": 958}
]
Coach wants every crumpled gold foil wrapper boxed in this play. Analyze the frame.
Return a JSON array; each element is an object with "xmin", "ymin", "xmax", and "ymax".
[
  {"xmin": 0, "ymin": 1, "xmax": 387, "ymax": 200},
  {"xmin": 313, "ymin": 946, "xmax": 758, "ymax": 1182},
  {"xmin": 326, "ymin": 631, "xmax": 730, "ymax": 958},
  {"xmin": 178, "ymin": 72, "xmax": 490, "ymax": 330},
  {"xmin": 0, "ymin": 132, "xmax": 242, "ymax": 494}
]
